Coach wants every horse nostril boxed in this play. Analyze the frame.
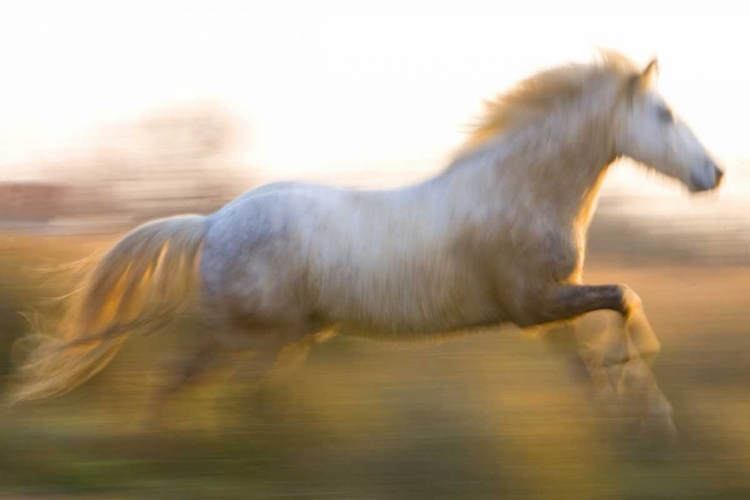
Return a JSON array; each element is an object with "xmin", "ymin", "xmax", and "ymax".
[
  {"xmin": 690, "ymin": 160, "xmax": 724, "ymax": 192},
  {"xmin": 714, "ymin": 165, "xmax": 725, "ymax": 187}
]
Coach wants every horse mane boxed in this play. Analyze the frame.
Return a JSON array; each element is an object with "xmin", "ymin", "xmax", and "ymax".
[{"xmin": 455, "ymin": 50, "xmax": 641, "ymax": 157}]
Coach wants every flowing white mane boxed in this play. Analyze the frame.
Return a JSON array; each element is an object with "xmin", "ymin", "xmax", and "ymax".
[{"xmin": 459, "ymin": 50, "xmax": 641, "ymax": 154}]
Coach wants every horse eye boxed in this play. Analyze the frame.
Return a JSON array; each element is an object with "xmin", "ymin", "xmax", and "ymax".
[{"xmin": 657, "ymin": 106, "xmax": 674, "ymax": 123}]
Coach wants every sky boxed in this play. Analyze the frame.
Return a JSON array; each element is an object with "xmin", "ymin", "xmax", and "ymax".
[{"xmin": 0, "ymin": 0, "xmax": 748, "ymax": 197}]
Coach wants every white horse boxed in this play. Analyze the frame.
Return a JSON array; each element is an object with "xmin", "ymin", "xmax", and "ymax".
[{"xmin": 11, "ymin": 51, "xmax": 723, "ymax": 434}]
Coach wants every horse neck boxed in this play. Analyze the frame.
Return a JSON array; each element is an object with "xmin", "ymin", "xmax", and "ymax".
[{"xmin": 438, "ymin": 98, "xmax": 617, "ymax": 231}]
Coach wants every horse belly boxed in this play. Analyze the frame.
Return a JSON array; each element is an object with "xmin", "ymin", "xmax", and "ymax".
[{"xmin": 315, "ymin": 252, "xmax": 501, "ymax": 336}]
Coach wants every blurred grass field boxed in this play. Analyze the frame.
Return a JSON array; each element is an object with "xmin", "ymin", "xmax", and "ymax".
[{"xmin": 0, "ymin": 229, "xmax": 749, "ymax": 500}]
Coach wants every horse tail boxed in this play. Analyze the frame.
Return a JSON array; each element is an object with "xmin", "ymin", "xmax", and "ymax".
[{"xmin": 9, "ymin": 214, "xmax": 208, "ymax": 405}]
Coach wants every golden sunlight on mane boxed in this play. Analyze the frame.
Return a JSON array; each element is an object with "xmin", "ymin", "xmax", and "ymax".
[{"xmin": 457, "ymin": 50, "xmax": 640, "ymax": 155}]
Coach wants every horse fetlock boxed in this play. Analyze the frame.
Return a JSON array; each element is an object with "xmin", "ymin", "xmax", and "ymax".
[{"xmin": 600, "ymin": 346, "xmax": 632, "ymax": 369}]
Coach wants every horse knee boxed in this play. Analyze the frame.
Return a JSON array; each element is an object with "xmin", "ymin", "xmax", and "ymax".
[{"xmin": 617, "ymin": 284, "xmax": 643, "ymax": 317}]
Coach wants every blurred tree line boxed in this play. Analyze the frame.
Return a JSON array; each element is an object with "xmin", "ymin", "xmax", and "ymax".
[{"xmin": 2, "ymin": 103, "xmax": 254, "ymax": 228}]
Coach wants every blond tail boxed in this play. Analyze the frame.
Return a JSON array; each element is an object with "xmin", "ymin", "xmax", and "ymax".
[{"xmin": 9, "ymin": 215, "xmax": 208, "ymax": 404}]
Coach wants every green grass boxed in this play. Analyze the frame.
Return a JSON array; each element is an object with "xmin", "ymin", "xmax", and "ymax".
[{"xmin": 0, "ymin": 233, "xmax": 749, "ymax": 500}]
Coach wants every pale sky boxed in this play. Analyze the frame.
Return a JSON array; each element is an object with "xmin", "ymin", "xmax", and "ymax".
[{"xmin": 0, "ymin": 0, "xmax": 748, "ymax": 194}]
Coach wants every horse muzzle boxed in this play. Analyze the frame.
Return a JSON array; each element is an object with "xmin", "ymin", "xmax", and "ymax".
[{"xmin": 689, "ymin": 159, "xmax": 724, "ymax": 193}]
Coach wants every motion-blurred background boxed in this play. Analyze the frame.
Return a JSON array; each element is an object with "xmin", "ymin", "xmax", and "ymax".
[{"xmin": 1, "ymin": 1, "xmax": 749, "ymax": 499}]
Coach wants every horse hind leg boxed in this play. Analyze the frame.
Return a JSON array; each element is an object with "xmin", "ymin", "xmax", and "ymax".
[
  {"xmin": 186, "ymin": 320, "xmax": 319, "ymax": 424},
  {"xmin": 143, "ymin": 338, "xmax": 220, "ymax": 431},
  {"xmin": 142, "ymin": 322, "xmax": 315, "ymax": 432}
]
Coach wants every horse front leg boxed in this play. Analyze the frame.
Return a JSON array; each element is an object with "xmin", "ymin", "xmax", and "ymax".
[
  {"xmin": 571, "ymin": 312, "xmax": 677, "ymax": 440},
  {"xmin": 529, "ymin": 287, "xmax": 675, "ymax": 439},
  {"xmin": 571, "ymin": 311, "xmax": 627, "ymax": 408},
  {"xmin": 527, "ymin": 283, "xmax": 661, "ymax": 366}
]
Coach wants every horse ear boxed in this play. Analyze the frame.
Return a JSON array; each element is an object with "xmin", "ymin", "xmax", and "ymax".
[{"xmin": 639, "ymin": 58, "xmax": 659, "ymax": 88}]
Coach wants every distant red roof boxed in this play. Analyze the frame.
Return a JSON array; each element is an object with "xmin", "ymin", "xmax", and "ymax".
[{"xmin": 0, "ymin": 182, "xmax": 68, "ymax": 221}]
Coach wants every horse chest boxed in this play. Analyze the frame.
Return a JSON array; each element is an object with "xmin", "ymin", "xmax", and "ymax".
[
  {"xmin": 538, "ymin": 231, "xmax": 582, "ymax": 280},
  {"xmin": 503, "ymin": 221, "xmax": 583, "ymax": 284}
]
